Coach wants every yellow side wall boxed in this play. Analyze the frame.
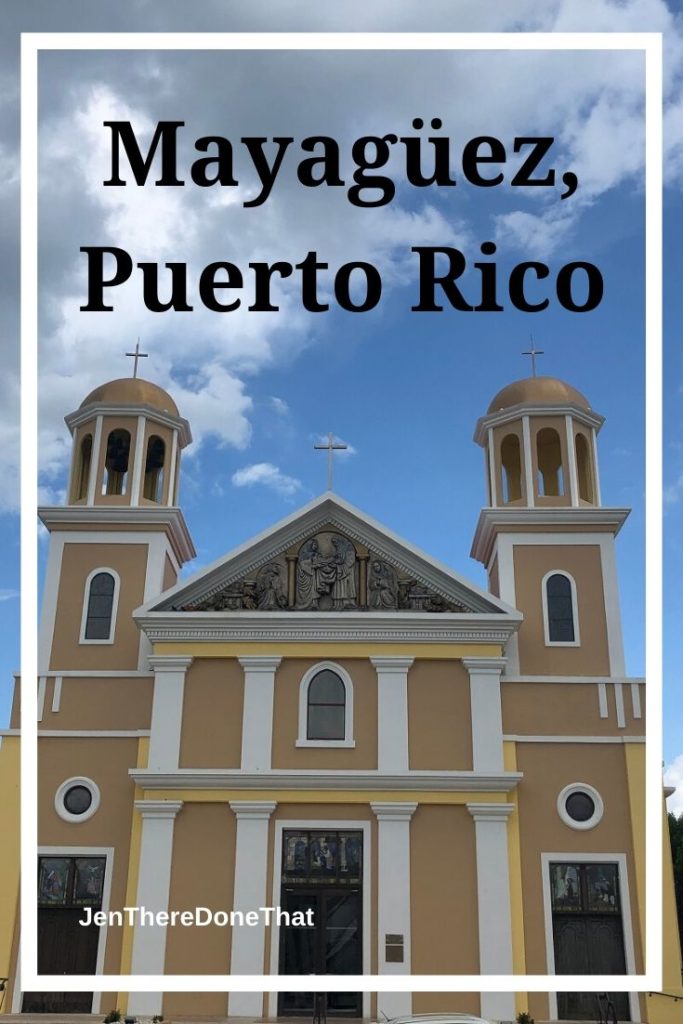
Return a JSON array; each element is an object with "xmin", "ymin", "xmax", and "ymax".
[
  {"xmin": 646, "ymin": 802, "xmax": 683, "ymax": 1024},
  {"xmin": 0, "ymin": 737, "xmax": 20, "ymax": 1014}
]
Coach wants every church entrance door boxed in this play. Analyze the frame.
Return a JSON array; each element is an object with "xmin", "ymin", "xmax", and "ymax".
[
  {"xmin": 550, "ymin": 861, "xmax": 631, "ymax": 1021},
  {"xmin": 277, "ymin": 830, "xmax": 363, "ymax": 1017},
  {"xmin": 22, "ymin": 855, "xmax": 106, "ymax": 1014}
]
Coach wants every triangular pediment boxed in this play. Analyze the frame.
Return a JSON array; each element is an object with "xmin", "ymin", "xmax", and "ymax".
[{"xmin": 141, "ymin": 493, "xmax": 517, "ymax": 617}]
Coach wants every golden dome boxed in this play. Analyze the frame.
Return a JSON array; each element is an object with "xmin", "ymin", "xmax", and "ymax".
[
  {"xmin": 80, "ymin": 378, "xmax": 179, "ymax": 417},
  {"xmin": 487, "ymin": 376, "xmax": 591, "ymax": 414}
]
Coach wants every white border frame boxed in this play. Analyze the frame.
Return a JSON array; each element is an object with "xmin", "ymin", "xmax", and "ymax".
[
  {"xmin": 296, "ymin": 660, "xmax": 355, "ymax": 748},
  {"xmin": 541, "ymin": 568, "xmax": 581, "ymax": 647},
  {"xmin": 54, "ymin": 776, "xmax": 101, "ymax": 823},
  {"xmin": 556, "ymin": 782, "xmax": 604, "ymax": 831},
  {"xmin": 20, "ymin": 30, "xmax": 661, "ymax": 996},
  {"xmin": 541, "ymin": 852, "xmax": 640, "ymax": 1022},
  {"xmin": 267, "ymin": 819, "xmax": 372, "ymax": 1018},
  {"xmin": 78, "ymin": 566, "xmax": 121, "ymax": 644}
]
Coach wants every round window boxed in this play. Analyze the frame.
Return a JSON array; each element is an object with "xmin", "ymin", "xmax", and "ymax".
[
  {"xmin": 63, "ymin": 785, "xmax": 93, "ymax": 816},
  {"xmin": 55, "ymin": 777, "xmax": 100, "ymax": 823},
  {"xmin": 557, "ymin": 783, "xmax": 603, "ymax": 831}
]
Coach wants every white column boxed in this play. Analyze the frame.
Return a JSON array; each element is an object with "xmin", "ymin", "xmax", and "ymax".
[
  {"xmin": 487, "ymin": 427, "xmax": 497, "ymax": 505},
  {"xmin": 86, "ymin": 414, "xmax": 103, "ymax": 505},
  {"xmin": 372, "ymin": 801, "xmax": 417, "ymax": 1018},
  {"xmin": 522, "ymin": 414, "xmax": 535, "ymax": 507},
  {"xmin": 148, "ymin": 655, "xmax": 193, "ymax": 769},
  {"xmin": 462, "ymin": 657, "xmax": 506, "ymax": 773},
  {"xmin": 239, "ymin": 656, "xmax": 281, "ymax": 770},
  {"xmin": 565, "ymin": 414, "xmax": 580, "ymax": 506},
  {"xmin": 371, "ymin": 657, "xmax": 413, "ymax": 771},
  {"xmin": 130, "ymin": 414, "xmax": 147, "ymax": 505},
  {"xmin": 228, "ymin": 800, "xmax": 276, "ymax": 1016},
  {"xmin": 467, "ymin": 802, "xmax": 516, "ymax": 1021},
  {"xmin": 128, "ymin": 800, "xmax": 183, "ymax": 1016}
]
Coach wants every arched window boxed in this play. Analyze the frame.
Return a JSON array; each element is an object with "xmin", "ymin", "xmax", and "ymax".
[
  {"xmin": 297, "ymin": 662, "xmax": 355, "ymax": 747},
  {"xmin": 537, "ymin": 427, "xmax": 564, "ymax": 496},
  {"xmin": 501, "ymin": 433, "xmax": 522, "ymax": 502},
  {"xmin": 143, "ymin": 435, "xmax": 165, "ymax": 502},
  {"xmin": 575, "ymin": 433, "xmax": 594, "ymax": 502},
  {"xmin": 75, "ymin": 434, "xmax": 92, "ymax": 501},
  {"xmin": 80, "ymin": 569, "xmax": 119, "ymax": 643},
  {"xmin": 543, "ymin": 571, "xmax": 579, "ymax": 645},
  {"xmin": 102, "ymin": 429, "xmax": 131, "ymax": 496}
]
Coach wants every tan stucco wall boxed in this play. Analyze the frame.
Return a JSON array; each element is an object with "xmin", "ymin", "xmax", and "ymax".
[
  {"xmin": 37, "ymin": 737, "xmax": 140, "ymax": 982},
  {"xmin": 163, "ymin": 553, "xmax": 177, "ymax": 592},
  {"xmin": 514, "ymin": 543, "xmax": 611, "ymax": 676},
  {"xmin": 515, "ymin": 742, "xmax": 643, "ymax": 975},
  {"xmin": 50, "ymin": 542, "xmax": 148, "ymax": 671},
  {"xmin": 530, "ymin": 414, "xmax": 573, "ymax": 507},
  {"xmin": 410, "ymin": 804, "xmax": 479, "ymax": 974},
  {"xmin": 408, "ymin": 660, "xmax": 473, "ymax": 770},
  {"xmin": 139, "ymin": 420, "xmax": 175, "ymax": 506},
  {"xmin": 502, "ymin": 682, "xmax": 645, "ymax": 736},
  {"xmin": 492, "ymin": 420, "xmax": 527, "ymax": 506},
  {"xmin": 272, "ymin": 659, "xmax": 378, "ymax": 770},
  {"xmin": 38, "ymin": 675, "xmax": 153, "ymax": 731},
  {"xmin": 179, "ymin": 659, "xmax": 243, "ymax": 769},
  {"xmin": 163, "ymin": 803, "xmax": 236, "ymax": 1018}
]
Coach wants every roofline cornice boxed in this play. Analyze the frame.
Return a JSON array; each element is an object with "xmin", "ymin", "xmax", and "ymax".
[
  {"xmin": 38, "ymin": 505, "xmax": 196, "ymax": 563},
  {"xmin": 470, "ymin": 506, "xmax": 630, "ymax": 564},
  {"xmin": 65, "ymin": 402, "xmax": 192, "ymax": 447},
  {"xmin": 474, "ymin": 402, "xmax": 604, "ymax": 445},
  {"xmin": 129, "ymin": 768, "xmax": 524, "ymax": 793},
  {"xmin": 135, "ymin": 610, "xmax": 521, "ymax": 645}
]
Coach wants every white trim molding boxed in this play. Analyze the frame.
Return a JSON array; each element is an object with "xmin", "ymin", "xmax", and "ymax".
[
  {"xmin": 78, "ymin": 566, "xmax": 121, "ymax": 645},
  {"xmin": 128, "ymin": 800, "xmax": 183, "ymax": 1017},
  {"xmin": 371, "ymin": 656, "xmax": 413, "ymax": 770},
  {"xmin": 372, "ymin": 801, "xmax": 416, "ymax": 1017},
  {"xmin": 467, "ymin": 802, "xmax": 516, "ymax": 1021},
  {"xmin": 557, "ymin": 782, "xmax": 605, "ymax": 831},
  {"xmin": 240, "ymin": 656, "xmax": 281, "ymax": 767},
  {"xmin": 296, "ymin": 660, "xmax": 354, "ymax": 748},
  {"xmin": 54, "ymin": 776, "xmax": 101, "ymax": 823},
  {"xmin": 541, "ymin": 569, "xmax": 581, "ymax": 647},
  {"xmin": 541, "ymin": 851, "xmax": 640, "ymax": 1022},
  {"xmin": 228, "ymin": 801, "xmax": 276, "ymax": 1017}
]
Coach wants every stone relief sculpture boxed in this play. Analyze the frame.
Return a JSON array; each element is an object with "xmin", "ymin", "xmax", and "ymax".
[
  {"xmin": 368, "ymin": 559, "xmax": 398, "ymax": 610},
  {"xmin": 296, "ymin": 532, "xmax": 357, "ymax": 610},
  {"xmin": 255, "ymin": 561, "xmax": 287, "ymax": 610}
]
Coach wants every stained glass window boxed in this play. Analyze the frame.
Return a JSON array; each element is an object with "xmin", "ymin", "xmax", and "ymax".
[
  {"xmin": 84, "ymin": 572, "xmax": 116, "ymax": 640},
  {"xmin": 282, "ymin": 830, "xmax": 362, "ymax": 884},
  {"xmin": 550, "ymin": 862, "xmax": 620, "ymax": 915},
  {"xmin": 38, "ymin": 859, "xmax": 70, "ymax": 905},
  {"xmin": 73, "ymin": 858, "xmax": 105, "ymax": 905},
  {"xmin": 37, "ymin": 856, "xmax": 106, "ymax": 908},
  {"xmin": 546, "ymin": 573, "xmax": 575, "ymax": 642}
]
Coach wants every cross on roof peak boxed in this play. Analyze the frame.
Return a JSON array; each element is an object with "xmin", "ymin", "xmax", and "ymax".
[
  {"xmin": 314, "ymin": 432, "xmax": 348, "ymax": 491},
  {"xmin": 522, "ymin": 338, "xmax": 544, "ymax": 378},
  {"xmin": 125, "ymin": 339, "xmax": 149, "ymax": 378}
]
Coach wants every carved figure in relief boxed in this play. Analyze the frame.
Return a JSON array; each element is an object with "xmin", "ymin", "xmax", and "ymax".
[
  {"xmin": 296, "ymin": 533, "xmax": 357, "ymax": 609},
  {"xmin": 368, "ymin": 559, "xmax": 398, "ymax": 610},
  {"xmin": 256, "ymin": 562, "xmax": 287, "ymax": 610}
]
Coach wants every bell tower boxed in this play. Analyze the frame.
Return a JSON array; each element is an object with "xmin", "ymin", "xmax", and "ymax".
[
  {"xmin": 39, "ymin": 377, "xmax": 196, "ymax": 675},
  {"xmin": 471, "ymin": 375, "xmax": 629, "ymax": 677}
]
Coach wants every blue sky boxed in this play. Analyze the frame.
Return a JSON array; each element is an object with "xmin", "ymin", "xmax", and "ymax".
[{"xmin": 0, "ymin": 1, "xmax": 681, "ymax": 808}]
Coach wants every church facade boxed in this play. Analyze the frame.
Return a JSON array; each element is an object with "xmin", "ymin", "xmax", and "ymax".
[{"xmin": 0, "ymin": 373, "xmax": 681, "ymax": 1022}]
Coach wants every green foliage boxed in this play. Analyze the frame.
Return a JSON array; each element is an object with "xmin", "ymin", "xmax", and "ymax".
[
  {"xmin": 516, "ymin": 1013, "xmax": 534, "ymax": 1024},
  {"xmin": 669, "ymin": 811, "xmax": 683, "ymax": 947},
  {"xmin": 103, "ymin": 1011, "xmax": 121, "ymax": 1024}
]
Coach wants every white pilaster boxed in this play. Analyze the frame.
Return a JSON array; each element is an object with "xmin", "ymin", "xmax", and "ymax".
[
  {"xmin": 467, "ymin": 802, "xmax": 515, "ymax": 1021},
  {"xmin": 487, "ymin": 427, "xmax": 497, "ymax": 505},
  {"xmin": 130, "ymin": 414, "xmax": 147, "ymax": 506},
  {"xmin": 565, "ymin": 414, "xmax": 580, "ymax": 506},
  {"xmin": 148, "ymin": 655, "xmax": 193, "ymax": 769},
  {"xmin": 522, "ymin": 414, "xmax": 535, "ymax": 507},
  {"xmin": 228, "ymin": 800, "xmax": 276, "ymax": 1017},
  {"xmin": 372, "ymin": 801, "xmax": 417, "ymax": 1018},
  {"xmin": 371, "ymin": 657, "xmax": 413, "ymax": 771},
  {"xmin": 599, "ymin": 536, "xmax": 626, "ymax": 677},
  {"xmin": 462, "ymin": 657, "xmax": 506, "ymax": 772},
  {"xmin": 239, "ymin": 656, "xmax": 281, "ymax": 770},
  {"xmin": 592, "ymin": 426, "xmax": 602, "ymax": 505},
  {"xmin": 128, "ymin": 800, "xmax": 183, "ymax": 1016},
  {"xmin": 86, "ymin": 414, "xmax": 103, "ymax": 505}
]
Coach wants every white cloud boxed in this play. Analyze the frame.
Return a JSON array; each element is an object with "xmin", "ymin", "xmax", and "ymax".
[
  {"xmin": 269, "ymin": 396, "xmax": 290, "ymax": 416},
  {"xmin": 665, "ymin": 754, "xmax": 683, "ymax": 817},
  {"xmin": 231, "ymin": 462, "xmax": 302, "ymax": 497},
  {"xmin": 0, "ymin": 589, "xmax": 19, "ymax": 602}
]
